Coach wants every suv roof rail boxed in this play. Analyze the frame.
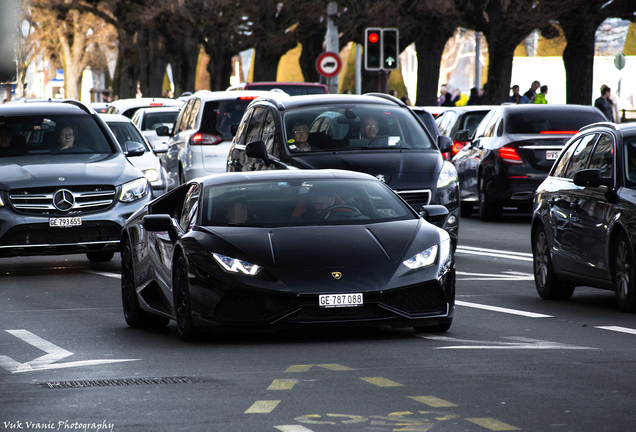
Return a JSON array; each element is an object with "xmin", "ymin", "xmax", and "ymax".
[
  {"xmin": 579, "ymin": 121, "xmax": 618, "ymax": 132},
  {"xmin": 62, "ymin": 99, "xmax": 92, "ymax": 114},
  {"xmin": 363, "ymin": 93, "xmax": 406, "ymax": 107}
]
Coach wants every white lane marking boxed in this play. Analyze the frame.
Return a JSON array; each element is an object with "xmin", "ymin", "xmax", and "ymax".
[
  {"xmin": 456, "ymin": 300, "xmax": 552, "ymax": 318},
  {"xmin": 596, "ymin": 326, "xmax": 636, "ymax": 335},
  {"xmin": 457, "ymin": 271, "xmax": 534, "ymax": 281},
  {"xmin": 0, "ymin": 330, "xmax": 139, "ymax": 373},
  {"xmin": 275, "ymin": 426, "xmax": 316, "ymax": 432},
  {"xmin": 83, "ymin": 270, "xmax": 120, "ymax": 279},
  {"xmin": 418, "ymin": 335, "xmax": 596, "ymax": 350},
  {"xmin": 456, "ymin": 246, "xmax": 533, "ymax": 262}
]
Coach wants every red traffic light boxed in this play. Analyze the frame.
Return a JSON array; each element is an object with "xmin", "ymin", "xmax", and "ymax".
[{"xmin": 368, "ymin": 32, "xmax": 379, "ymax": 43}]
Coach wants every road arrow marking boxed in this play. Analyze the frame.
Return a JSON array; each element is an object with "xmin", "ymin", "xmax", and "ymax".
[
  {"xmin": 0, "ymin": 330, "xmax": 139, "ymax": 373},
  {"xmin": 416, "ymin": 335, "xmax": 596, "ymax": 350}
]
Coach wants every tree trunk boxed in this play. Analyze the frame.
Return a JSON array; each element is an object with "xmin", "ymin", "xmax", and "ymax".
[
  {"xmin": 560, "ymin": 20, "xmax": 598, "ymax": 105},
  {"xmin": 113, "ymin": 29, "xmax": 137, "ymax": 99},
  {"xmin": 414, "ymin": 30, "xmax": 454, "ymax": 106},
  {"xmin": 299, "ymin": 33, "xmax": 325, "ymax": 83},
  {"xmin": 482, "ymin": 38, "xmax": 515, "ymax": 105},
  {"xmin": 170, "ymin": 40, "xmax": 199, "ymax": 96},
  {"xmin": 252, "ymin": 48, "xmax": 279, "ymax": 82},
  {"xmin": 64, "ymin": 62, "xmax": 83, "ymax": 101}
]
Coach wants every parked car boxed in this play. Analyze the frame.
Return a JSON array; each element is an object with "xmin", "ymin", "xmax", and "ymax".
[
  {"xmin": 99, "ymin": 113, "xmax": 169, "ymax": 198},
  {"xmin": 226, "ymin": 93, "xmax": 459, "ymax": 247},
  {"xmin": 0, "ymin": 101, "xmax": 151, "ymax": 261},
  {"xmin": 90, "ymin": 102, "xmax": 111, "ymax": 113},
  {"xmin": 227, "ymin": 82, "xmax": 328, "ymax": 95},
  {"xmin": 106, "ymin": 97, "xmax": 183, "ymax": 118},
  {"xmin": 435, "ymin": 105, "xmax": 496, "ymax": 160},
  {"xmin": 412, "ymin": 106, "xmax": 451, "ymax": 119},
  {"xmin": 121, "ymin": 170, "xmax": 455, "ymax": 340},
  {"xmin": 131, "ymin": 106, "xmax": 180, "ymax": 150},
  {"xmin": 451, "ymin": 104, "xmax": 607, "ymax": 220},
  {"xmin": 409, "ymin": 106, "xmax": 441, "ymax": 142},
  {"xmin": 157, "ymin": 90, "xmax": 284, "ymax": 188},
  {"xmin": 532, "ymin": 122, "xmax": 636, "ymax": 311}
]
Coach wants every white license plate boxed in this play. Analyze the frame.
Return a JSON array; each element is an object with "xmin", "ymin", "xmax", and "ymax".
[
  {"xmin": 49, "ymin": 217, "xmax": 82, "ymax": 227},
  {"xmin": 546, "ymin": 150, "xmax": 560, "ymax": 160},
  {"xmin": 319, "ymin": 293, "xmax": 363, "ymax": 308}
]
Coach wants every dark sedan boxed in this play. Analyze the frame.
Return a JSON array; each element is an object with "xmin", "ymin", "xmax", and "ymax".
[
  {"xmin": 121, "ymin": 170, "xmax": 455, "ymax": 341},
  {"xmin": 532, "ymin": 122, "xmax": 636, "ymax": 312},
  {"xmin": 452, "ymin": 104, "xmax": 607, "ymax": 220}
]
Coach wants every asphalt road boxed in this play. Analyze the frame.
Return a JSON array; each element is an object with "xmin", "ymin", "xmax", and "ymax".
[{"xmin": 2, "ymin": 213, "xmax": 636, "ymax": 432}]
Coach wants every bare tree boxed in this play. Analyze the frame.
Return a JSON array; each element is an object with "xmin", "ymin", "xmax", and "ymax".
[
  {"xmin": 456, "ymin": 0, "xmax": 554, "ymax": 104},
  {"xmin": 15, "ymin": 2, "xmax": 38, "ymax": 98},
  {"xmin": 556, "ymin": 0, "xmax": 636, "ymax": 105}
]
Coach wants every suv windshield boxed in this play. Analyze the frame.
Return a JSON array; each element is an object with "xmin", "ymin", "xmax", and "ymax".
[
  {"xmin": 0, "ymin": 114, "xmax": 113, "ymax": 157},
  {"xmin": 202, "ymin": 99, "xmax": 253, "ymax": 141},
  {"xmin": 202, "ymin": 179, "xmax": 415, "ymax": 227},
  {"xmin": 506, "ymin": 110, "xmax": 604, "ymax": 134},
  {"xmin": 282, "ymin": 104, "xmax": 434, "ymax": 152}
]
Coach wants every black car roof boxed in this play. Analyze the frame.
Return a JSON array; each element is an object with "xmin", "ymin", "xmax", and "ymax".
[
  {"xmin": 0, "ymin": 100, "xmax": 94, "ymax": 116},
  {"xmin": 199, "ymin": 169, "xmax": 377, "ymax": 186},
  {"xmin": 498, "ymin": 104, "xmax": 600, "ymax": 114},
  {"xmin": 249, "ymin": 93, "xmax": 404, "ymax": 110}
]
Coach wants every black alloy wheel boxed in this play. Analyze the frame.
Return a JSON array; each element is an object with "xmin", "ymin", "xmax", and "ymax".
[
  {"xmin": 532, "ymin": 225, "xmax": 574, "ymax": 300},
  {"xmin": 174, "ymin": 256, "xmax": 199, "ymax": 341},
  {"xmin": 121, "ymin": 240, "xmax": 170, "ymax": 328},
  {"xmin": 613, "ymin": 232, "xmax": 636, "ymax": 312}
]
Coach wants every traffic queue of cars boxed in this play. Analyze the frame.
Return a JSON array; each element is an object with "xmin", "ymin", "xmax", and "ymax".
[{"xmin": 2, "ymin": 88, "xmax": 635, "ymax": 342}]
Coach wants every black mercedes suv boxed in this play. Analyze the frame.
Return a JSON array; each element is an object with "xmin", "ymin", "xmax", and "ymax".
[{"xmin": 0, "ymin": 101, "xmax": 152, "ymax": 261}]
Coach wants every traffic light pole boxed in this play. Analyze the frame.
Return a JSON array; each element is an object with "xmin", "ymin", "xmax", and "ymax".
[{"xmin": 378, "ymin": 71, "xmax": 389, "ymax": 94}]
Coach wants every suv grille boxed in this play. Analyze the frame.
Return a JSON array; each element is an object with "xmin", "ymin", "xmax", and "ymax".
[
  {"xmin": 396, "ymin": 189, "xmax": 432, "ymax": 210},
  {"xmin": 9, "ymin": 186, "xmax": 117, "ymax": 215}
]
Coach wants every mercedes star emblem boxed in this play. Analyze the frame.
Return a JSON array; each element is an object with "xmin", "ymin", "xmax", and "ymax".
[{"xmin": 53, "ymin": 189, "xmax": 75, "ymax": 211}]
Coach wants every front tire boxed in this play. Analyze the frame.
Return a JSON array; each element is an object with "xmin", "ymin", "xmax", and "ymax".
[
  {"xmin": 532, "ymin": 225, "xmax": 574, "ymax": 300},
  {"xmin": 613, "ymin": 232, "xmax": 636, "ymax": 312},
  {"xmin": 174, "ymin": 256, "xmax": 199, "ymax": 341},
  {"xmin": 121, "ymin": 240, "xmax": 169, "ymax": 328}
]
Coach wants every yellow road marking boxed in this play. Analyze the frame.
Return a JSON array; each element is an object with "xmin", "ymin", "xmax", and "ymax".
[
  {"xmin": 361, "ymin": 377, "xmax": 403, "ymax": 387},
  {"xmin": 244, "ymin": 400, "xmax": 280, "ymax": 413},
  {"xmin": 409, "ymin": 396, "xmax": 458, "ymax": 407},
  {"xmin": 465, "ymin": 418, "xmax": 520, "ymax": 431},
  {"xmin": 268, "ymin": 379, "xmax": 297, "ymax": 390},
  {"xmin": 389, "ymin": 412, "xmax": 413, "ymax": 416},
  {"xmin": 285, "ymin": 364, "xmax": 354, "ymax": 372},
  {"xmin": 392, "ymin": 427, "xmax": 434, "ymax": 432},
  {"xmin": 286, "ymin": 365, "xmax": 313, "ymax": 373}
]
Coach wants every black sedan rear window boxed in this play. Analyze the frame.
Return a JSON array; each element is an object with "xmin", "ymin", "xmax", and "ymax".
[
  {"xmin": 506, "ymin": 110, "xmax": 605, "ymax": 134},
  {"xmin": 202, "ymin": 179, "xmax": 415, "ymax": 227}
]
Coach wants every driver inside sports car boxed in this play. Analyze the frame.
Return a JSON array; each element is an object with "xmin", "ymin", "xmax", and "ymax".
[{"xmin": 292, "ymin": 190, "xmax": 360, "ymax": 220}]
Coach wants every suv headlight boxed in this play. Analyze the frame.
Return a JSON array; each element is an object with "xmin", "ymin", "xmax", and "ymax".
[
  {"xmin": 142, "ymin": 168, "xmax": 160, "ymax": 183},
  {"xmin": 120, "ymin": 178, "xmax": 149, "ymax": 202},
  {"xmin": 437, "ymin": 161, "xmax": 458, "ymax": 188}
]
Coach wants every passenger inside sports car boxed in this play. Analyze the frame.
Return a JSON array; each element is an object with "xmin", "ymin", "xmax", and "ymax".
[{"xmin": 226, "ymin": 200, "xmax": 253, "ymax": 225}]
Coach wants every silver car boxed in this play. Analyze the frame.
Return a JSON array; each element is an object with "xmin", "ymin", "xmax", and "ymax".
[
  {"xmin": 99, "ymin": 114, "xmax": 170, "ymax": 197},
  {"xmin": 157, "ymin": 90, "xmax": 287, "ymax": 187},
  {"xmin": 130, "ymin": 106, "xmax": 180, "ymax": 151}
]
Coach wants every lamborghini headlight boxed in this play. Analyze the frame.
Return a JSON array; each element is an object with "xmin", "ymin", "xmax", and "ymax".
[
  {"xmin": 437, "ymin": 161, "xmax": 458, "ymax": 188},
  {"xmin": 119, "ymin": 177, "xmax": 149, "ymax": 202},
  {"xmin": 403, "ymin": 245, "xmax": 438, "ymax": 269},
  {"xmin": 213, "ymin": 253, "xmax": 263, "ymax": 275}
]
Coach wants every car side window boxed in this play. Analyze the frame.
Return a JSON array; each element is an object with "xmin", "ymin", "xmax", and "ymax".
[
  {"xmin": 262, "ymin": 110, "xmax": 279, "ymax": 157},
  {"xmin": 245, "ymin": 107, "xmax": 267, "ymax": 144},
  {"xmin": 179, "ymin": 184, "xmax": 200, "ymax": 232},
  {"xmin": 174, "ymin": 100, "xmax": 194, "ymax": 134},
  {"xmin": 438, "ymin": 112, "xmax": 457, "ymax": 136},
  {"xmin": 588, "ymin": 133, "xmax": 614, "ymax": 179},
  {"xmin": 473, "ymin": 110, "xmax": 495, "ymax": 139},
  {"xmin": 187, "ymin": 99, "xmax": 201, "ymax": 131},
  {"xmin": 564, "ymin": 134, "xmax": 598, "ymax": 179},
  {"xmin": 235, "ymin": 108, "xmax": 253, "ymax": 145},
  {"xmin": 552, "ymin": 138, "xmax": 580, "ymax": 178},
  {"xmin": 483, "ymin": 112, "xmax": 500, "ymax": 138}
]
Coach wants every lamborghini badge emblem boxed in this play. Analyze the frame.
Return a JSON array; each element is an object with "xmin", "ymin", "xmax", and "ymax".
[{"xmin": 331, "ymin": 272, "xmax": 342, "ymax": 280}]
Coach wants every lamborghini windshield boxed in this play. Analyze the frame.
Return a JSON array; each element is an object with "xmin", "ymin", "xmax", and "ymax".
[{"xmin": 202, "ymin": 178, "xmax": 416, "ymax": 227}]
